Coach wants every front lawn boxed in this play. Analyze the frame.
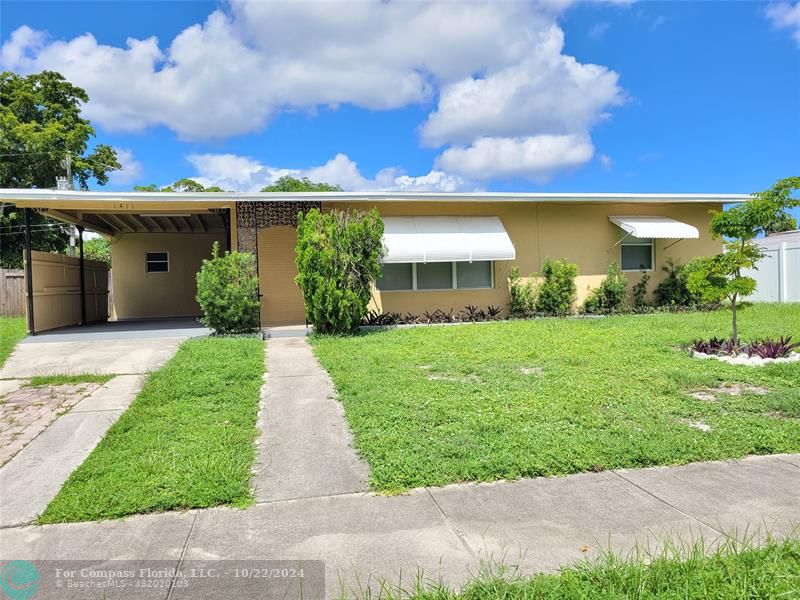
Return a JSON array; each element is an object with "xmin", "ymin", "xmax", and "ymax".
[
  {"xmin": 0, "ymin": 316, "xmax": 26, "ymax": 368},
  {"xmin": 313, "ymin": 304, "xmax": 800, "ymax": 492},
  {"xmin": 39, "ymin": 336, "xmax": 265, "ymax": 523},
  {"xmin": 389, "ymin": 535, "xmax": 800, "ymax": 599}
]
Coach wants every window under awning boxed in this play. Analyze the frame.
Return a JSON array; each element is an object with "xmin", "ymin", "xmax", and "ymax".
[
  {"xmin": 382, "ymin": 216, "xmax": 516, "ymax": 263},
  {"xmin": 609, "ymin": 216, "xmax": 699, "ymax": 239}
]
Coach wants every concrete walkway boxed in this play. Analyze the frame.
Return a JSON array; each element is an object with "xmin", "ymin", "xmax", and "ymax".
[
  {"xmin": 252, "ymin": 337, "xmax": 369, "ymax": 502},
  {"xmin": 1, "ymin": 454, "xmax": 798, "ymax": 598},
  {"xmin": 0, "ymin": 375, "xmax": 143, "ymax": 527}
]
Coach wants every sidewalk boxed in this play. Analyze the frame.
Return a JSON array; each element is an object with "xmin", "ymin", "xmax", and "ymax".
[
  {"xmin": 252, "ymin": 337, "xmax": 369, "ymax": 502},
  {"xmin": 2, "ymin": 454, "xmax": 798, "ymax": 598}
]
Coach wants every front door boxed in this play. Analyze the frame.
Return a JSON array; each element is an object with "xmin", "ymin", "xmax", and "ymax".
[{"xmin": 257, "ymin": 226, "xmax": 307, "ymax": 326}]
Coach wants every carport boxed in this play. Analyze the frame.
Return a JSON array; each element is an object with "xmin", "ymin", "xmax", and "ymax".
[{"xmin": 7, "ymin": 192, "xmax": 234, "ymax": 335}]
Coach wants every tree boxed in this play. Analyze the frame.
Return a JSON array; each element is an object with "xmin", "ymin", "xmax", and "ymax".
[
  {"xmin": 686, "ymin": 176, "xmax": 800, "ymax": 343},
  {"xmin": 83, "ymin": 237, "xmax": 111, "ymax": 265},
  {"xmin": 295, "ymin": 208, "xmax": 384, "ymax": 333},
  {"xmin": 134, "ymin": 178, "xmax": 226, "ymax": 192},
  {"xmin": 261, "ymin": 176, "xmax": 342, "ymax": 192},
  {"xmin": 0, "ymin": 70, "xmax": 120, "ymax": 267}
]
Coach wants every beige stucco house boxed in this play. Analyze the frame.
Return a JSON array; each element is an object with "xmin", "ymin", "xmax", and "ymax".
[{"xmin": 1, "ymin": 190, "xmax": 748, "ymax": 333}]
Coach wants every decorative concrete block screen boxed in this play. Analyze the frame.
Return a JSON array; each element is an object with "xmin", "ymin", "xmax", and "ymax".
[
  {"xmin": 26, "ymin": 251, "xmax": 109, "ymax": 332},
  {"xmin": 744, "ymin": 241, "xmax": 800, "ymax": 302},
  {"xmin": 235, "ymin": 201, "xmax": 321, "ymax": 254}
]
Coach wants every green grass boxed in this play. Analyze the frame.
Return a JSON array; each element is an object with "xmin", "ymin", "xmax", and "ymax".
[
  {"xmin": 39, "ymin": 336, "xmax": 265, "ymax": 523},
  {"xmin": 26, "ymin": 373, "xmax": 114, "ymax": 387},
  {"xmin": 0, "ymin": 316, "xmax": 26, "ymax": 368},
  {"xmin": 313, "ymin": 304, "xmax": 800, "ymax": 493},
  {"xmin": 359, "ymin": 535, "xmax": 800, "ymax": 599}
]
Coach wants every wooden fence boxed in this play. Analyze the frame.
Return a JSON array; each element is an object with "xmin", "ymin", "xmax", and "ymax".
[{"xmin": 0, "ymin": 269, "xmax": 24, "ymax": 317}]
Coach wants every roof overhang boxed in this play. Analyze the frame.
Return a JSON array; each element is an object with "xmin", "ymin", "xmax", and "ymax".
[
  {"xmin": 382, "ymin": 216, "xmax": 515, "ymax": 263},
  {"xmin": 610, "ymin": 216, "xmax": 700, "ymax": 239},
  {"xmin": 0, "ymin": 189, "xmax": 751, "ymax": 207}
]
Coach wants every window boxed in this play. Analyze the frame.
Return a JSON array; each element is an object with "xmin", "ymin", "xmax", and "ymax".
[
  {"xmin": 620, "ymin": 238, "xmax": 653, "ymax": 271},
  {"xmin": 417, "ymin": 262, "xmax": 453, "ymax": 290},
  {"xmin": 457, "ymin": 260, "xmax": 493, "ymax": 289},
  {"xmin": 376, "ymin": 261, "xmax": 494, "ymax": 291},
  {"xmin": 377, "ymin": 263, "xmax": 413, "ymax": 291},
  {"xmin": 146, "ymin": 251, "xmax": 169, "ymax": 273}
]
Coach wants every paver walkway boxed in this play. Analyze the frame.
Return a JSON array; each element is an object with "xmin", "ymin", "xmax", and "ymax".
[
  {"xmin": 1, "ymin": 454, "xmax": 798, "ymax": 599},
  {"xmin": 252, "ymin": 337, "xmax": 369, "ymax": 502},
  {"xmin": 0, "ymin": 381, "xmax": 103, "ymax": 466}
]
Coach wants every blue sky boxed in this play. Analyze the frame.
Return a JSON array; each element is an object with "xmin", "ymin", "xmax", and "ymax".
[{"xmin": 1, "ymin": 0, "xmax": 799, "ymax": 210}]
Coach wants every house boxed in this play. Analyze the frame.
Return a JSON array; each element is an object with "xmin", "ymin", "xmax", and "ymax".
[{"xmin": 0, "ymin": 189, "xmax": 748, "ymax": 333}]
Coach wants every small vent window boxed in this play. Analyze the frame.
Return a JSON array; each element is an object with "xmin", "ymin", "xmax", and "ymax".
[{"xmin": 146, "ymin": 252, "xmax": 169, "ymax": 273}]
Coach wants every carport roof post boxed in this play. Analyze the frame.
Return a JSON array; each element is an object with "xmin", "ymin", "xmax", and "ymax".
[{"xmin": 24, "ymin": 207, "xmax": 35, "ymax": 335}]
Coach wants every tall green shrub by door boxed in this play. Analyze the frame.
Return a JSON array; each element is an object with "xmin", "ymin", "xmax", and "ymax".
[{"xmin": 295, "ymin": 208, "xmax": 384, "ymax": 334}]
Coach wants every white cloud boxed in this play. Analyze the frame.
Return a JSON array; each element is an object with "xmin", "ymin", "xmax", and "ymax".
[
  {"xmin": 108, "ymin": 148, "xmax": 143, "ymax": 184},
  {"xmin": 187, "ymin": 152, "xmax": 476, "ymax": 192},
  {"xmin": 766, "ymin": 2, "xmax": 800, "ymax": 45},
  {"xmin": 435, "ymin": 135, "xmax": 595, "ymax": 182},
  {"xmin": 421, "ymin": 26, "xmax": 624, "ymax": 147},
  {"xmin": 2, "ymin": 0, "xmax": 628, "ymax": 181},
  {"xmin": 598, "ymin": 153, "xmax": 613, "ymax": 170}
]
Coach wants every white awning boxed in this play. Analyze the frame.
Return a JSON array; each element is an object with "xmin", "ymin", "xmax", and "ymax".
[
  {"xmin": 382, "ymin": 216, "xmax": 515, "ymax": 263},
  {"xmin": 610, "ymin": 216, "xmax": 699, "ymax": 239}
]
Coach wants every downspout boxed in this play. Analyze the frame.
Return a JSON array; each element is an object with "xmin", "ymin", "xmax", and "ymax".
[
  {"xmin": 23, "ymin": 208, "xmax": 35, "ymax": 335},
  {"xmin": 78, "ymin": 225, "xmax": 86, "ymax": 325}
]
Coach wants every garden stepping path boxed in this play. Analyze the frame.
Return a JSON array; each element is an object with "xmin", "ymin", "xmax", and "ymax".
[{"xmin": 252, "ymin": 337, "xmax": 369, "ymax": 502}]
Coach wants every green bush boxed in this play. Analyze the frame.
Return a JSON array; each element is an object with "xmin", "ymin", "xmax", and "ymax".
[
  {"xmin": 508, "ymin": 267, "xmax": 537, "ymax": 318},
  {"xmin": 195, "ymin": 242, "xmax": 260, "ymax": 334},
  {"xmin": 632, "ymin": 271, "xmax": 650, "ymax": 310},
  {"xmin": 537, "ymin": 258, "xmax": 578, "ymax": 316},
  {"xmin": 295, "ymin": 208, "xmax": 384, "ymax": 334},
  {"xmin": 583, "ymin": 262, "xmax": 627, "ymax": 314},
  {"xmin": 654, "ymin": 259, "xmax": 700, "ymax": 307}
]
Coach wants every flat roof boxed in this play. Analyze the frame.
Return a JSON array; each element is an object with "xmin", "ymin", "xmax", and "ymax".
[{"xmin": 0, "ymin": 189, "xmax": 749, "ymax": 204}]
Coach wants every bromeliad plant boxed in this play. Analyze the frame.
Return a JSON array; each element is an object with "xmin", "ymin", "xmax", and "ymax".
[
  {"xmin": 690, "ymin": 335, "xmax": 799, "ymax": 359},
  {"xmin": 748, "ymin": 336, "xmax": 800, "ymax": 359}
]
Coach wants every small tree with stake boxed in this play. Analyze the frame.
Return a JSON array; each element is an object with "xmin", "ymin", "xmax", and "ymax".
[{"xmin": 685, "ymin": 176, "xmax": 799, "ymax": 344}]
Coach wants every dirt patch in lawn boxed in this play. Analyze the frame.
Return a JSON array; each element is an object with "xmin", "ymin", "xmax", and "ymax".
[
  {"xmin": 427, "ymin": 373, "xmax": 482, "ymax": 384},
  {"xmin": 520, "ymin": 366, "xmax": 544, "ymax": 376},
  {"xmin": 684, "ymin": 419, "xmax": 713, "ymax": 433},
  {"xmin": 689, "ymin": 382, "xmax": 770, "ymax": 402}
]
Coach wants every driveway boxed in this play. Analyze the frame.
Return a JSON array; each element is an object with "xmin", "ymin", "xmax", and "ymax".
[
  {"xmin": 0, "ymin": 318, "xmax": 208, "ymax": 378},
  {"xmin": 0, "ymin": 319, "xmax": 204, "ymax": 526}
]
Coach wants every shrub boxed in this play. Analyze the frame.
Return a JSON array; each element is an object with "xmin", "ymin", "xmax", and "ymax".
[
  {"xmin": 195, "ymin": 242, "xmax": 260, "ymax": 334},
  {"xmin": 508, "ymin": 267, "xmax": 537, "ymax": 317},
  {"xmin": 654, "ymin": 259, "xmax": 699, "ymax": 307},
  {"xmin": 537, "ymin": 258, "xmax": 578, "ymax": 316},
  {"xmin": 631, "ymin": 271, "xmax": 650, "ymax": 311},
  {"xmin": 295, "ymin": 208, "xmax": 384, "ymax": 334},
  {"xmin": 583, "ymin": 262, "xmax": 628, "ymax": 314}
]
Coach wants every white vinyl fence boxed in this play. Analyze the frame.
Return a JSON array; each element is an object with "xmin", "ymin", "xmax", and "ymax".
[{"xmin": 743, "ymin": 240, "xmax": 800, "ymax": 302}]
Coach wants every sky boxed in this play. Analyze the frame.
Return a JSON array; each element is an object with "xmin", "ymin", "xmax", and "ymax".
[{"xmin": 1, "ymin": 0, "xmax": 799, "ymax": 211}]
